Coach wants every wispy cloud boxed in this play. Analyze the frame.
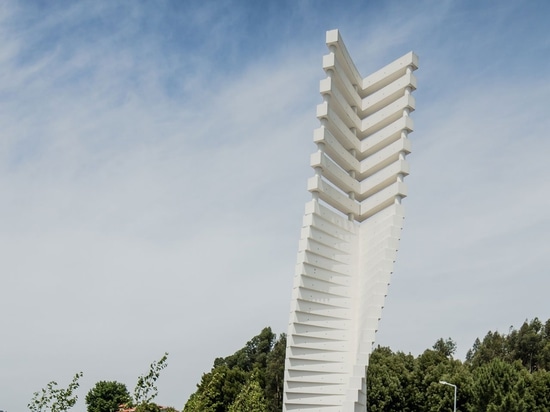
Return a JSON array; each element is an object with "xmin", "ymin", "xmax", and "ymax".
[
  {"xmin": 1, "ymin": 3, "xmax": 321, "ymax": 407},
  {"xmin": 2, "ymin": 1, "xmax": 550, "ymax": 410}
]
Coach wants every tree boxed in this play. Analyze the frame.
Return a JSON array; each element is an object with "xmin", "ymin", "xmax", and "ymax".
[
  {"xmin": 509, "ymin": 318, "xmax": 545, "ymax": 372},
  {"xmin": 432, "ymin": 338, "xmax": 457, "ymax": 359},
  {"xmin": 427, "ymin": 361, "xmax": 474, "ymax": 412},
  {"xmin": 85, "ymin": 381, "xmax": 131, "ymax": 412},
  {"xmin": 183, "ymin": 328, "xmax": 282, "ymax": 412},
  {"xmin": 134, "ymin": 403, "xmax": 161, "ymax": 412},
  {"xmin": 367, "ymin": 346, "xmax": 416, "ymax": 412},
  {"xmin": 369, "ymin": 339, "xmax": 474, "ymax": 412},
  {"xmin": 183, "ymin": 365, "xmax": 248, "ymax": 412},
  {"xmin": 471, "ymin": 359, "xmax": 532, "ymax": 411},
  {"xmin": 182, "ymin": 392, "xmax": 205, "ymax": 412},
  {"xmin": 264, "ymin": 334, "xmax": 286, "ymax": 412},
  {"xmin": 220, "ymin": 327, "xmax": 276, "ymax": 372},
  {"xmin": 228, "ymin": 375, "xmax": 269, "ymax": 412},
  {"xmin": 183, "ymin": 319, "xmax": 550, "ymax": 412},
  {"xmin": 28, "ymin": 372, "xmax": 83, "ymax": 412},
  {"xmin": 466, "ymin": 330, "xmax": 508, "ymax": 368},
  {"xmin": 134, "ymin": 353, "xmax": 169, "ymax": 406},
  {"xmin": 529, "ymin": 370, "xmax": 550, "ymax": 411}
]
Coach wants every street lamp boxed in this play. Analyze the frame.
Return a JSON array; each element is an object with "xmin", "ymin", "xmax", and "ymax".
[{"xmin": 439, "ymin": 380, "xmax": 457, "ymax": 412}]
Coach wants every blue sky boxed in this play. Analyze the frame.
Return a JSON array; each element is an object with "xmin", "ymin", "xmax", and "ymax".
[{"xmin": 2, "ymin": 1, "xmax": 550, "ymax": 410}]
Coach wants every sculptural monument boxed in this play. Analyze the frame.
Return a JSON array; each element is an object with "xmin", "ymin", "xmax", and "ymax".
[{"xmin": 283, "ymin": 29, "xmax": 418, "ymax": 411}]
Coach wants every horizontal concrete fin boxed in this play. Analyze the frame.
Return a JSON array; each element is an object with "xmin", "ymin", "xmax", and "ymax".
[
  {"xmin": 321, "ymin": 58, "xmax": 362, "ymax": 109},
  {"xmin": 298, "ymin": 250, "xmax": 351, "ymax": 275},
  {"xmin": 285, "ymin": 367, "xmax": 347, "ymax": 380},
  {"xmin": 289, "ymin": 340, "xmax": 346, "ymax": 357},
  {"xmin": 358, "ymin": 182, "xmax": 407, "ymax": 221},
  {"xmin": 289, "ymin": 327, "xmax": 351, "ymax": 342},
  {"xmin": 360, "ymin": 250, "xmax": 399, "ymax": 269},
  {"xmin": 362, "ymin": 51, "xmax": 418, "ymax": 94},
  {"xmin": 298, "ymin": 263, "xmax": 352, "ymax": 286},
  {"xmin": 359, "ymin": 136, "xmax": 411, "ymax": 179},
  {"xmin": 310, "ymin": 151, "xmax": 360, "ymax": 194},
  {"xmin": 358, "ymin": 160, "xmax": 408, "ymax": 200},
  {"xmin": 359, "ymin": 116, "xmax": 413, "ymax": 157},
  {"xmin": 325, "ymin": 29, "xmax": 363, "ymax": 88},
  {"xmin": 312, "ymin": 201, "xmax": 357, "ymax": 231},
  {"xmin": 359, "ymin": 202, "xmax": 404, "ymax": 224},
  {"xmin": 292, "ymin": 308, "xmax": 351, "ymax": 324},
  {"xmin": 302, "ymin": 238, "xmax": 353, "ymax": 265},
  {"xmin": 288, "ymin": 337, "xmax": 349, "ymax": 352},
  {"xmin": 295, "ymin": 281, "xmax": 351, "ymax": 301},
  {"xmin": 319, "ymin": 105, "xmax": 362, "ymax": 152},
  {"xmin": 361, "ymin": 71, "xmax": 416, "ymax": 116},
  {"xmin": 291, "ymin": 319, "xmax": 349, "ymax": 333},
  {"xmin": 286, "ymin": 359, "xmax": 348, "ymax": 373},
  {"xmin": 365, "ymin": 219, "xmax": 403, "ymax": 235},
  {"xmin": 294, "ymin": 307, "xmax": 351, "ymax": 322},
  {"xmin": 304, "ymin": 213, "xmax": 355, "ymax": 243},
  {"xmin": 314, "ymin": 126, "xmax": 360, "ymax": 171},
  {"xmin": 308, "ymin": 175, "xmax": 360, "ymax": 217},
  {"xmin": 286, "ymin": 380, "xmax": 346, "ymax": 394},
  {"xmin": 321, "ymin": 79, "xmax": 361, "ymax": 131},
  {"xmin": 360, "ymin": 225, "xmax": 402, "ymax": 243},
  {"xmin": 360, "ymin": 248, "xmax": 399, "ymax": 265},
  {"xmin": 284, "ymin": 392, "xmax": 343, "ymax": 406},
  {"xmin": 302, "ymin": 226, "xmax": 353, "ymax": 253},
  {"xmin": 361, "ymin": 94, "xmax": 415, "ymax": 135},
  {"xmin": 296, "ymin": 294, "xmax": 352, "ymax": 311},
  {"xmin": 358, "ymin": 236, "xmax": 400, "ymax": 256}
]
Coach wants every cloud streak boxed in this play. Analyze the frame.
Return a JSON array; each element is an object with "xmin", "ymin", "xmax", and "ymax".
[{"xmin": 1, "ymin": 1, "xmax": 550, "ymax": 410}]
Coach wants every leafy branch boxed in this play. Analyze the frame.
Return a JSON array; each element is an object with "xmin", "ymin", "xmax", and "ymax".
[
  {"xmin": 134, "ymin": 353, "xmax": 169, "ymax": 405},
  {"xmin": 28, "ymin": 372, "xmax": 83, "ymax": 412}
]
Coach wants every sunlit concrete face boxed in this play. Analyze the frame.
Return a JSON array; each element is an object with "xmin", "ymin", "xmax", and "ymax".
[{"xmin": 283, "ymin": 30, "xmax": 418, "ymax": 412}]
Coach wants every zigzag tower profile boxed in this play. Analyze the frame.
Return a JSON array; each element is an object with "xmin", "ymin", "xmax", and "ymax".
[{"xmin": 283, "ymin": 30, "xmax": 418, "ymax": 411}]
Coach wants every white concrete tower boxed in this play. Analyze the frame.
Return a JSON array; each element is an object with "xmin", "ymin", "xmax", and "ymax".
[{"xmin": 283, "ymin": 30, "xmax": 418, "ymax": 412}]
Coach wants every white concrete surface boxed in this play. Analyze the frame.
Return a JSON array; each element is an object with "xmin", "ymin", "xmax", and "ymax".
[{"xmin": 284, "ymin": 29, "xmax": 418, "ymax": 411}]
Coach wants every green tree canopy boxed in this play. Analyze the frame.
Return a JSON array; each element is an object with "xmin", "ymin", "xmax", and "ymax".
[
  {"xmin": 432, "ymin": 338, "xmax": 457, "ymax": 359},
  {"xmin": 471, "ymin": 359, "xmax": 533, "ymax": 411},
  {"xmin": 228, "ymin": 375, "xmax": 269, "ymax": 412},
  {"xmin": 367, "ymin": 318, "xmax": 550, "ymax": 411},
  {"xmin": 183, "ymin": 328, "xmax": 285, "ymax": 412},
  {"xmin": 85, "ymin": 381, "xmax": 132, "ymax": 412},
  {"xmin": 184, "ymin": 318, "xmax": 550, "ymax": 412}
]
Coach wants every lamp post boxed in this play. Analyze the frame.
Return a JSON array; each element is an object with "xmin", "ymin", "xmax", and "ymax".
[{"xmin": 439, "ymin": 380, "xmax": 457, "ymax": 412}]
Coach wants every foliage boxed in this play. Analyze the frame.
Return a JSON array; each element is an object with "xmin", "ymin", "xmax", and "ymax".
[
  {"xmin": 28, "ymin": 372, "xmax": 83, "ymax": 412},
  {"xmin": 134, "ymin": 353, "xmax": 169, "ymax": 406},
  {"xmin": 30, "ymin": 354, "xmax": 172, "ymax": 412},
  {"xmin": 85, "ymin": 381, "xmax": 131, "ymax": 412},
  {"xmin": 366, "ymin": 347, "xmax": 415, "ymax": 412},
  {"xmin": 183, "ymin": 327, "xmax": 285, "ymax": 412},
  {"xmin": 432, "ymin": 337, "xmax": 457, "ymax": 358},
  {"xmin": 466, "ymin": 318, "xmax": 550, "ymax": 371},
  {"xmin": 471, "ymin": 359, "xmax": 532, "ymax": 411},
  {"xmin": 183, "ymin": 364, "xmax": 248, "ymax": 411},
  {"xmin": 160, "ymin": 407, "xmax": 179, "ymax": 412},
  {"xmin": 134, "ymin": 403, "xmax": 161, "ymax": 412},
  {"xmin": 264, "ymin": 333, "xmax": 286, "ymax": 411},
  {"xmin": 216, "ymin": 327, "xmax": 276, "ymax": 372},
  {"xmin": 367, "ymin": 317, "xmax": 550, "ymax": 411},
  {"xmin": 227, "ymin": 375, "xmax": 269, "ymax": 412},
  {"xmin": 184, "ymin": 319, "xmax": 550, "ymax": 411}
]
